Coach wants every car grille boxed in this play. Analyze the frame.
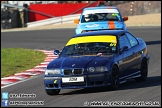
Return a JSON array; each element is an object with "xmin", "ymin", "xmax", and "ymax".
[{"xmin": 63, "ymin": 68, "xmax": 84, "ymax": 75}]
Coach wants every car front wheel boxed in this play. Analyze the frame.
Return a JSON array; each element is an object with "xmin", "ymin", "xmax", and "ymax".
[
  {"xmin": 135, "ymin": 58, "xmax": 148, "ymax": 81},
  {"xmin": 45, "ymin": 89, "xmax": 60, "ymax": 95},
  {"xmin": 110, "ymin": 65, "xmax": 120, "ymax": 90}
]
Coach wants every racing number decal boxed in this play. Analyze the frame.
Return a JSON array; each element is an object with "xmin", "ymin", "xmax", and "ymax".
[{"xmin": 110, "ymin": 43, "xmax": 116, "ymax": 46}]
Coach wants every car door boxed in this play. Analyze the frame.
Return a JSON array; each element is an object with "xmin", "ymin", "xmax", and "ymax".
[
  {"xmin": 118, "ymin": 33, "xmax": 135, "ymax": 79},
  {"xmin": 125, "ymin": 32, "xmax": 141, "ymax": 72}
]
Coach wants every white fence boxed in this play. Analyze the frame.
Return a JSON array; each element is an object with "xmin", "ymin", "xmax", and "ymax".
[{"xmin": 27, "ymin": 14, "xmax": 81, "ymax": 28}]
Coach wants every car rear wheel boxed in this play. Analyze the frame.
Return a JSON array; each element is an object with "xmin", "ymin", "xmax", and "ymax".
[
  {"xmin": 135, "ymin": 58, "xmax": 148, "ymax": 81},
  {"xmin": 110, "ymin": 65, "xmax": 119, "ymax": 90},
  {"xmin": 45, "ymin": 89, "xmax": 60, "ymax": 95}
]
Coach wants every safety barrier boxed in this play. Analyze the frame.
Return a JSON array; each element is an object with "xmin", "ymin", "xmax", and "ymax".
[
  {"xmin": 28, "ymin": 1, "xmax": 98, "ymax": 22},
  {"xmin": 27, "ymin": 14, "xmax": 80, "ymax": 28}
]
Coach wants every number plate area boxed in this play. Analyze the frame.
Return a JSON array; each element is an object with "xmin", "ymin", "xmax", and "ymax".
[{"xmin": 62, "ymin": 77, "xmax": 84, "ymax": 83}]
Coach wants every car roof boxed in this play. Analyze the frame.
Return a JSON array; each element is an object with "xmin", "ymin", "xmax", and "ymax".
[
  {"xmin": 84, "ymin": 6, "xmax": 118, "ymax": 10},
  {"xmin": 72, "ymin": 30, "xmax": 128, "ymax": 38}
]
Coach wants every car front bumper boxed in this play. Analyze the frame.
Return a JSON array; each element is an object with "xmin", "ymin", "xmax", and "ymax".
[{"xmin": 44, "ymin": 72, "xmax": 111, "ymax": 89}]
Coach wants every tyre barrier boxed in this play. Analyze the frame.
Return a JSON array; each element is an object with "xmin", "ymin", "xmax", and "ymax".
[{"xmin": 1, "ymin": 8, "xmax": 22, "ymax": 29}]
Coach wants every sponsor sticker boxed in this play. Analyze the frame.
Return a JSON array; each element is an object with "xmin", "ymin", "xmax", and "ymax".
[{"xmin": 85, "ymin": 24, "xmax": 99, "ymax": 28}]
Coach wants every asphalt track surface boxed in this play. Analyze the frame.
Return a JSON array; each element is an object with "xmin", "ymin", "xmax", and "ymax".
[{"xmin": 1, "ymin": 26, "xmax": 161, "ymax": 107}]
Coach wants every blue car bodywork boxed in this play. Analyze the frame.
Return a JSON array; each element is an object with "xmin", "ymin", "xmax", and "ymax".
[
  {"xmin": 44, "ymin": 30, "xmax": 150, "ymax": 95},
  {"xmin": 74, "ymin": 6, "xmax": 128, "ymax": 34}
]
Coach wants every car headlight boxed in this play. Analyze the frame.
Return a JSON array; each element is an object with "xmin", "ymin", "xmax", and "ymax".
[
  {"xmin": 87, "ymin": 66, "xmax": 108, "ymax": 72},
  {"xmin": 88, "ymin": 67, "xmax": 95, "ymax": 72},
  {"xmin": 45, "ymin": 69, "xmax": 60, "ymax": 75}
]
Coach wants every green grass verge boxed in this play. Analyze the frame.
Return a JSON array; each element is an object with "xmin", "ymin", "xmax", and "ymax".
[{"xmin": 1, "ymin": 48, "xmax": 46, "ymax": 78}]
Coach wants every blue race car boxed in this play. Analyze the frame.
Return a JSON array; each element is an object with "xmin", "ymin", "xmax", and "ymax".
[
  {"xmin": 44, "ymin": 30, "xmax": 150, "ymax": 95},
  {"xmin": 74, "ymin": 6, "xmax": 128, "ymax": 34}
]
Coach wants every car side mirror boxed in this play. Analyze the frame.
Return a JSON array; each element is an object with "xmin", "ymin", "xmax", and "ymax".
[
  {"xmin": 54, "ymin": 50, "xmax": 60, "ymax": 55},
  {"xmin": 123, "ymin": 16, "xmax": 128, "ymax": 21},
  {"xmin": 123, "ymin": 46, "xmax": 129, "ymax": 51},
  {"xmin": 120, "ymin": 46, "xmax": 129, "ymax": 54},
  {"xmin": 74, "ymin": 19, "xmax": 79, "ymax": 24}
]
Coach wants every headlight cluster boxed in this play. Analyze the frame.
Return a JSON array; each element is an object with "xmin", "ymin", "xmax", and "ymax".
[
  {"xmin": 45, "ymin": 69, "xmax": 60, "ymax": 75},
  {"xmin": 87, "ymin": 66, "xmax": 108, "ymax": 72}
]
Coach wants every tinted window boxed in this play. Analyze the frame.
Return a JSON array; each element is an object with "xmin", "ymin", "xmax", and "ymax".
[
  {"xmin": 81, "ymin": 8, "xmax": 122, "ymax": 23},
  {"xmin": 125, "ymin": 33, "xmax": 138, "ymax": 47},
  {"xmin": 118, "ymin": 35, "xmax": 131, "ymax": 49},
  {"xmin": 81, "ymin": 13, "xmax": 121, "ymax": 23}
]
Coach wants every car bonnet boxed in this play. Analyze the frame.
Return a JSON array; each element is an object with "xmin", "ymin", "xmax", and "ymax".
[
  {"xmin": 47, "ymin": 55, "xmax": 114, "ymax": 69},
  {"xmin": 47, "ymin": 35, "xmax": 117, "ymax": 69},
  {"xmin": 78, "ymin": 21, "xmax": 124, "ymax": 30}
]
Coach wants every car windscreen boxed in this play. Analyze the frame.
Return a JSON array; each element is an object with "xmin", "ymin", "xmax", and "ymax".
[
  {"xmin": 60, "ymin": 35, "xmax": 117, "ymax": 56},
  {"xmin": 81, "ymin": 9, "xmax": 122, "ymax": 23}
]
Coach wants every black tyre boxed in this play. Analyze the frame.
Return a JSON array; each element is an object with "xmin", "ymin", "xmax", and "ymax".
[
  {"xmin": 135, "ymin": 58, "xmax": 148, "ymax": 81},
  {"xmin": 110, "ymin": 65, "xmax": 120, "ymax": 90},
  {"xmin": 45, "ymin": 89, "xmax": 60, "ymax": 95}
]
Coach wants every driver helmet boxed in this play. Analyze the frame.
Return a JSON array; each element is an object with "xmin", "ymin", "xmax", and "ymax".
[{"xmin": 84, "ymin": 14, "xmax": 91, "ymax": 22}]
